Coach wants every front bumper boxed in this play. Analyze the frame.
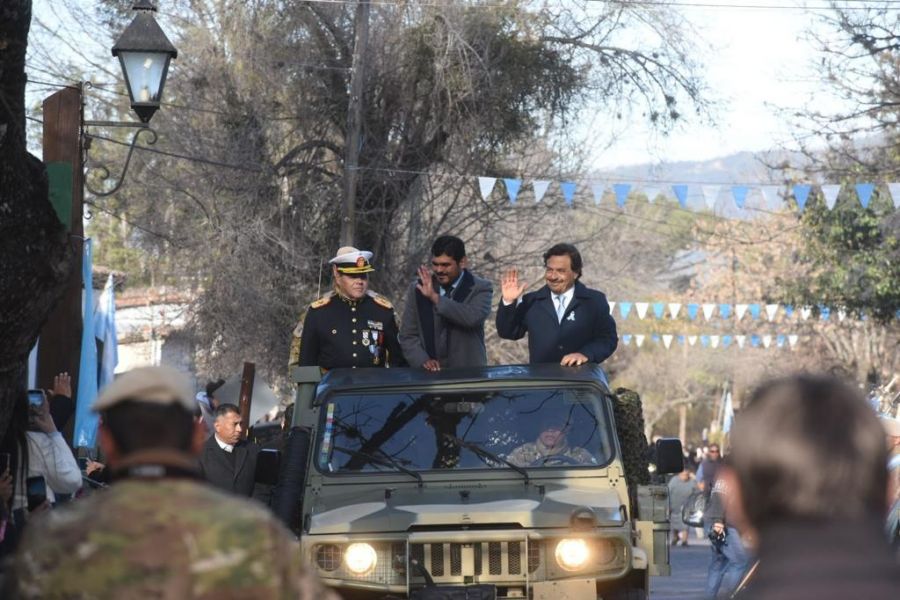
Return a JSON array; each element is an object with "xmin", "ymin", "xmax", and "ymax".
[{"xmin": 304, "ymin": 529, "xmax": 632, "ymax": 597}]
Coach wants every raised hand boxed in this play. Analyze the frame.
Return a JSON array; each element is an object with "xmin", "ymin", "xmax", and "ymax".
[
  {"xmin": 52, "ymin": 372, "xmax": 72, "ymax": 398},
  {"xmin": 415, "ymin": 265, "xmax": 439, "ymax": 304},
  {"xmin": 500, "ymin": 268, "xmax": 526, "ymax": 304}
]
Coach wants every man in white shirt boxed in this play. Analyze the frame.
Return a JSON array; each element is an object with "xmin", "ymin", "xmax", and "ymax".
[{"xmin": 496, "ymin": 243, "xmax": 617, "ymax": 365}]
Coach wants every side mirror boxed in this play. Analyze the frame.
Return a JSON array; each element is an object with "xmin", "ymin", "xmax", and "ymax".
[
  {"xmin": 654, "ymin": 438, "xmax": 684, "ymax": 475},
  {"xmin": 255, "ymin": 448, "xmax": 281, "ymax": 486}
]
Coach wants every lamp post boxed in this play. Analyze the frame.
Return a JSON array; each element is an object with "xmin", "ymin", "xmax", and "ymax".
[
  {"xmin": 36, "ymin": 1, "xmax": 178, "ymax": 406},
  {"xmin": 84, "ymin": 0, "xmax": 178, "ymax": 196}
]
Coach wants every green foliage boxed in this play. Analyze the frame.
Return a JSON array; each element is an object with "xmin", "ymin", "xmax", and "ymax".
[{"xmin": 778, "ymin": 189, "xmax": 900, "ymax": 323}]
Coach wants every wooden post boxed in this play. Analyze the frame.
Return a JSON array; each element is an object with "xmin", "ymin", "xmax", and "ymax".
[
  {"xmin": 238, "ymin": 361, "xmax": 255, "ymax": 439},
  {"xmin": 38, "ymin": 86, "xmax": 84, "ymax": 418},
  {"xmin": 339, "ymin": 0, "xmax": 370, "ymax": 246}
]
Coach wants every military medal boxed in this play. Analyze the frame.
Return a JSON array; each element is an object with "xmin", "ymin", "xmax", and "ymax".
[{"xmin": 361, "ymin": 329, "xmax": 370, "ymax": 346}]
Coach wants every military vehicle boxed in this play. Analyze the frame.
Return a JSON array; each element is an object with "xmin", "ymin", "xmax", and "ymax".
[{"xmin": 273, "ymin": 364, "xmax": 683, "ymax": 600}]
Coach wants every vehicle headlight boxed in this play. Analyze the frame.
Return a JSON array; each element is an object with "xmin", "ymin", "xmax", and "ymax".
[
  {"xmin": 555, "ymin": 538, "xmax": 590, "ymax": 571},
  {"xmin": 345, "ymin": 543, "xmax": 377, "ymax": 575}
]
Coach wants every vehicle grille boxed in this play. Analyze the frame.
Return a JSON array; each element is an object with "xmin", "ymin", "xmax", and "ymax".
[{"xmin": 410, "ymin": 540, "xmax": 543, "ymax": 582}]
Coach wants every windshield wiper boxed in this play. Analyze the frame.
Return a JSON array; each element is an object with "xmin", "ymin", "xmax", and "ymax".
[
  {"xmin": 442, "ymin": 434, "xmax": 529, "ymax": 486},
  {"xmin": 333, "ymin": 445, "xmax": 423, "ymax": 487}
]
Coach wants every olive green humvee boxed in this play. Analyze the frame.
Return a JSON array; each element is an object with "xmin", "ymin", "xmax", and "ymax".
[{"xmin": 276, "ymin": 364, "xmax": 682, "ymax": 600}]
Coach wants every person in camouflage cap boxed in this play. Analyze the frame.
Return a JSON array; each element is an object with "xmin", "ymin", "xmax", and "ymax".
[
  {"xmin": 6, "ymin": 366, "xmax": 335, "ymax": 600},
  {"xmin": 507, "ymin": 415, "xmax": 596, "ymax": 467}
]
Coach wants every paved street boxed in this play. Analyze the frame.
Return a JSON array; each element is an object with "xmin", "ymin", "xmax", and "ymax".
[{"xmin": 650, "ymin": 535, "xmax": 711, "ymax": 599}]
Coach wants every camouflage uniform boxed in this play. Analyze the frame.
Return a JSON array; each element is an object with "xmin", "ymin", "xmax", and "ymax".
[
  {"xmin": 507, "ymin": 440, "xmax": 596, "ymax": 467},
  {"xmin": 9, "ymin": 477, "xmax": 334, "ymax": 599}
]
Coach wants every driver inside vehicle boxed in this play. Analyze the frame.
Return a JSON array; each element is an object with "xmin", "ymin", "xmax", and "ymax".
[{"xmin": 507, "ymin": 416, "xmax": 596, "ymax": 467}]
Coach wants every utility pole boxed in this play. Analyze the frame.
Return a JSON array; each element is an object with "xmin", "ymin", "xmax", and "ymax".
[
  {"xmin": 38, "ymin": 86, "xmax": 85, "ymax": 402},
  {"xmin": 340, "ymin": 0, "xmax": 370, "ymax": 246}
]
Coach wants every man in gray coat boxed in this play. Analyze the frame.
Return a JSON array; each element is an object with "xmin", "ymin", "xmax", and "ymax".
[{"xmin": 400, "ymin": 235, "xmax": 493, "ymax": 370}]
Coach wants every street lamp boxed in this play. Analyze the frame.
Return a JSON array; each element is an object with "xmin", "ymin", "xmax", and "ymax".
[
  {"xmin": 84, "ymin": 0, "xmax": 178, "ymax": 197},
  {"xmin": 112, "ymin": 0, "xmax": 178, "ymax": 124}
]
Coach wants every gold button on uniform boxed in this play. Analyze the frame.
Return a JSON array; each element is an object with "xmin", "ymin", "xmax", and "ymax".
[
  {"xmin": 352, "ymin": 341, "xmax": 357, "ymax": 345},
  {"xmin": 331, "ymin": 329, "xmax": 337, "ymax": 335},
  {"xmin": 352, "ymin": 353, "xmax": 357, "ymax": 357}
]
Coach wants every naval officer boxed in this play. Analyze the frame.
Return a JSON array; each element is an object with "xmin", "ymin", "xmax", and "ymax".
[{"xmin": 289, "ymin": 246, "xmax": 406, "ymax": 370}]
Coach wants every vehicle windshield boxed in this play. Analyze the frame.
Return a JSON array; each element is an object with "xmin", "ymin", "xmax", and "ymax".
[{"xmin": 316, "ymin": 386, "xmax": 614, "ymax": 474}]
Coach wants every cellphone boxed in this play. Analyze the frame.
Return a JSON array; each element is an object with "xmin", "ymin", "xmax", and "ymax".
[
  {"xmin": 27, "ymin": 389, "xmax": 45, "ymax": 407},
  {"xmin": 77, "ymin": 457, "xmax": 89, "ymax": 471},
  {"xmin": 26, "ymin": 476, "xmax": 47, "ymax": 511}
]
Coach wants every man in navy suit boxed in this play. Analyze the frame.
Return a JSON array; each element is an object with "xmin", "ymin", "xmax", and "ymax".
[{"xmin": 496, "ymin": 243, "xmax": 617, "ymax": 365}]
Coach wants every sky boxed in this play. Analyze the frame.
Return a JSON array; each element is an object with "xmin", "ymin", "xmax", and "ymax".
[{"xmin": 592, "ymin": 0, "xmax": 847, "ymax": 169}]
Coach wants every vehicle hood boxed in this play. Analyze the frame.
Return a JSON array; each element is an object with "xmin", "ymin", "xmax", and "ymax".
[{"xmin": 308, "ymin": 482, "xmax": 625, "ymax": 534}]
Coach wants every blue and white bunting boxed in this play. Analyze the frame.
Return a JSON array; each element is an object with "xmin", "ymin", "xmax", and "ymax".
[
  {"xmin": 613, "ymin": 183, "xmax": 631, "ymax": 208},
  {"xmin": 889, "ymin": 183, "xmax": 900, "ymax": 209},
  {"xmin": 504, "ymin": 178, "xmax": 522, "ymax": 204},
  {"xmin": 533, "ymin": 180, "xmax": 551, "ymax": 203},
  {"xmin": 793, "ymin": 184, "xmax": 812, "ymax": 212},
  {"xmin": 687, "ymin": 303, "xmax": 699, "ymax": 320},
  {"xmin": 732, "ymin": 186, "xmax": 749, "ymax": 209},
  {"xmin": 672, "ymin": 184, "xmax": 689, "ymax": 209},
  {"xmin": 561, "ymin": 181, "xmax": 577, "ymax": 206},
  {"xmin": 478, "ymin": 177, "xmax": 496, "ymax": 200},
  {"xmin": 855, "ymin": 183, "xmax": 875, "ymax": 208},
  {"xmin": 591, "ymin": 182, "xmax": 606, "ymax": 204},
  {"xmin": 821, "ymin": 184, "xmax": 841, "ymax": 210}
]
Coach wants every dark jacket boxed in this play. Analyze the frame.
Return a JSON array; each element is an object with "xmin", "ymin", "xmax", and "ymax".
[
  {"xmin": 399, "ymin": 270, "xmax": 493, "ymax": 368},
  {"xmin": 291, "ymin": 290, "xmax": 405, "ymax": 369},
  {"xmin": 198, "ymin": 435, "xmax": 259, "ymax": 497},
  {"xmin": 745, "ymin": 518, "xmax": 900, "ymax": 600},
  {"xmin": 495, "ymin": 281, "xmax": 617, "ymax": 364}
]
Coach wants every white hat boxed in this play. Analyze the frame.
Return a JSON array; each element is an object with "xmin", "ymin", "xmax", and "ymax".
[
  {"xmin": 328, "ymin": 246, "xmax": 375, "ymax": 274},
  {"xmin": 93, "ymin": 366, "xmax": 195, "ymax": 413}
]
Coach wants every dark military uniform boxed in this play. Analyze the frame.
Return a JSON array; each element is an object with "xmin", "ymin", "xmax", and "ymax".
[{"xmin": 289, "ymin": 290, "xmax": 406, "ymax": 369}]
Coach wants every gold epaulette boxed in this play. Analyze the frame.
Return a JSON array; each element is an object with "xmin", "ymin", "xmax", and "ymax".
[
  {"xmin": 367, "ymin": 290, "xmax": 393, "ymax": 309},
  {"xmin": 310, "ymin": 292, "xmax": 334, "ymax": 309}
]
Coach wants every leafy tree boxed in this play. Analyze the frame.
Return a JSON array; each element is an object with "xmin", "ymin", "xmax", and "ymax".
[{"xmin": 784, "ymin": 4, "xmax": 900, "ymax": 322}]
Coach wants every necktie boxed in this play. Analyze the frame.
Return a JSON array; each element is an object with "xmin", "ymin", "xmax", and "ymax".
[
  {"xmin": 442, "ymin": 284, "xmax": 454, "ymax": 297},
  {"xmin": 556, "ymin": 295, "xmax": 566, "ymax": 322}
]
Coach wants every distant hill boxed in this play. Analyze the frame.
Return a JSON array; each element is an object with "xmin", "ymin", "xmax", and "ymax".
[{"xmin": 596, "ymin": 149, "xmax": 805, "ymax": 186}]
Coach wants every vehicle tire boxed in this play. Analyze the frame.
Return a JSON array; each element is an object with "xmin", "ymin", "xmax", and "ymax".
[
  {"xmin": 600, "ymin": 569, "xmax": 648, "ymax": 600},
  {"xmin": 612, "ymin": 387, "xmax": 650, "ymax": 486}
]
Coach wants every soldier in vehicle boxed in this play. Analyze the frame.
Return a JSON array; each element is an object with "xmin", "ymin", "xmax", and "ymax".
[
  {"xmin": 6, "ymin": 366, "xmax": 332, "ymax": 599},
  {"xmin": 507, "ymin": 415, "xmax": 596, "ymax": 467},
  {"xmin": 289, "ymin": 246, "xmax": 406, "ymax": 370}
]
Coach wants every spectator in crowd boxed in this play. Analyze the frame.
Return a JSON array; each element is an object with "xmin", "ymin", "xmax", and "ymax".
[
  {"xmin": 704, "ymin": 463, "xmax": 750, "ymax": 599},
  {"xmin": 6, "ymin": 366, "xmax": 333, "ymax": 599},
  {"xmin": 696, "ymin": 443, "xmax": 722, "ymax": 500},
  {"xmin": 198, "ymin": 404, "xmax": 260, "ymax": 497},
  {"xmin": 13, "ymin": 390, "xmax": 81, "ymax": 511},
  {"xmin": 727, "ymin": 375, "xmax": 900, "ymax": 599},
  {"xmin": 667, "ymin": 468, "xmax": 699, "ymax": 546},
  {"xmin": 0, "ymin": 387, "xmax": 80, "ymax": 561},
  {"xmin": 399, "ymin": 235, "xmax": 493, "ymax": 371}
]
